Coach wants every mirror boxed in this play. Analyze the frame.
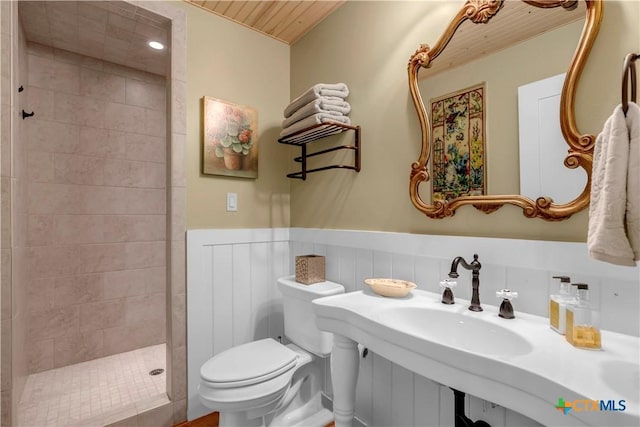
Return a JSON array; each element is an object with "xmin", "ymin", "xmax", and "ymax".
[{"xmin": 408, "ymin": 0, "xmax": 602, "ymax": 220}]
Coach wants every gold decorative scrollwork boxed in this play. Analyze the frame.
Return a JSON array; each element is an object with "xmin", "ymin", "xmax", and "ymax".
[
  {"xmin": 523, "ymin": 0, "xmax": 579, "ymax": 10},
  {"xmin": 464, "ymin": 0, "xmax": 504, "ymax": 23},
  {"xmin": 407, "ymin": 0, "xmax": 603, "ymax": 220}
]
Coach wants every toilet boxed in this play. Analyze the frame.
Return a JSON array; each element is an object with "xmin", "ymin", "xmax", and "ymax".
[{"xmin": 198, "ymin": 275, "xmax": 345, "ymax": 427}]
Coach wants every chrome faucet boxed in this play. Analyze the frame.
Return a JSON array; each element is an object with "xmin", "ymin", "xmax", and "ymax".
[{"xmin": 448, "ymin": 254, "xmax": 482, "ymax": 312}]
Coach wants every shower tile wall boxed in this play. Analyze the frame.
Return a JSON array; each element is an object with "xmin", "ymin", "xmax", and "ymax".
[
  {"xmin": 2, "ymin": 2, "xmax": 30, "ymax": 423},
  {"xmin": 23, "ymin": 42, "xmax": 167, "ymax": 373},
  {"xmin": 12, "ymin": 16, "xmax": 30, "ymax": 414}
]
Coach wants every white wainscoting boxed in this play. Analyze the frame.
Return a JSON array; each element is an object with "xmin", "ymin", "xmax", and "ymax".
[
  {"xmin": 186, "ymin": 227, "xmax": 639, "ymax": 426},
  {"xmin": 186, "ymin": 228, "xmax": 290, "ymax": 420},
  {"xmin": 289, "ymin": 228, "xmax": 639, "ymax": 336}
]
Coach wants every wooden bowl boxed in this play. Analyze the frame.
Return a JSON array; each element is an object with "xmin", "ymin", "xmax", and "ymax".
[{"xmin": 364, "ymin": 278, "xmax": 417, "ymax": 298}]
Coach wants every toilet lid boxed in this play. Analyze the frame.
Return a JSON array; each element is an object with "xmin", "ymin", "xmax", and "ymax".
[{"xmin": 200, "ymin": 338, "xmax": 298, "ymax": 387}]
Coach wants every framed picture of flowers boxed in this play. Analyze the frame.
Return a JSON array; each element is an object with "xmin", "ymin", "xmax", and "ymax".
[
  {"xmin": 430, "ymin": 83, "xmax": 486, "ymax": 202},
  {"xmin": 202, "ymin": 96, "xmax": 258, "ymax": 178}
]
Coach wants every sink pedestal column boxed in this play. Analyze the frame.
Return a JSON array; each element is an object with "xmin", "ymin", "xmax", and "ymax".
[{"xmin": 331, "ymin": 334, "xmax": 359, "ymax": 427}]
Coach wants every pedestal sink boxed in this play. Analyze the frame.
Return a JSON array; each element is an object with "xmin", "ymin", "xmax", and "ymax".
[
  {"xmin": 598, "ymin": 360, "xmax": 640, "ymax": 403},
  {"xmin": 373, "ymin": 306, "xmax": 533, "ymax": 357},
  {"xmin": 313, "ymin": 288, "xmax": 640, "ymax": 427}
]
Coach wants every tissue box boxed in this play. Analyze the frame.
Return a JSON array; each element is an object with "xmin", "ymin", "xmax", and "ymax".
[{"xmin": 295, "ymin": 255, "xmax": 325, "ymax": 285}]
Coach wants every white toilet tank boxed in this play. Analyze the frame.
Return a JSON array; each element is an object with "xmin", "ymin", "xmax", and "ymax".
[{"xmin": 277, "ymin": 276, "xmax": 345, "ymax": 357}]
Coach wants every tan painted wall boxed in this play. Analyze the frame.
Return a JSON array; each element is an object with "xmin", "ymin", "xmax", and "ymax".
[
  {"xmin": 289, "ymin": 1, "xmax": 639, "ymax": 242},
  {"xmin": 178, "ymin": 2, "xmax": 291, "ymax": 229}
]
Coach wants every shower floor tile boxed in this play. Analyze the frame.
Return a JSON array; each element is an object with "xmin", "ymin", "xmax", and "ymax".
[{"xmin": 17, "ymin": 344, "xmax": 167, "ymax": 427}]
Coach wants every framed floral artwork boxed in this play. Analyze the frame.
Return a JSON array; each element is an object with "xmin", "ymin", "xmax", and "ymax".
[
  {"xmin": 430, "ymin": 83, "xmax": 486, "ymax": 202},
  {"xmin": 202, "ymin": 96, "xmax": 258, "ymax": 178}
]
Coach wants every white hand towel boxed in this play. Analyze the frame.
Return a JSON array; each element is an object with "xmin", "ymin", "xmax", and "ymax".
[
  {"xmin": 625, "ymin": 102, "xmax": 640, "ymax": 260},
  {"xmin": 588, "ymin": 104, "xmax": 636, "ymax": 266},
  {"xmin": 284, "ymin": 83, "xmax": 349, "ymax": 118},
  {"xmin": 279, "ymin": 113, "xmax": 351, "ymax": 139},
  {"xmin": 282, "ymin": 98, "xmax": 351, "ymax": 129}
]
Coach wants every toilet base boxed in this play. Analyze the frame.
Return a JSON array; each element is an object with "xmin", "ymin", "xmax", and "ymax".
[
  {"xmin": 215, "ymin": 346, "xmax": 332, "ymax": 427},
  {"xmin": 219, "ymin": 392, "xmax": 332, "ymax": 427},
  {"xmin": 297, "ymin": 407, "xmax": 334, "ymax": 427},
  {"xmin": 270, "ymin": 391, "xmax": 333, "ymax": 427},
  {"xmin": 220, "ymin": 411, "xmax": 265, "ymax": 427}
]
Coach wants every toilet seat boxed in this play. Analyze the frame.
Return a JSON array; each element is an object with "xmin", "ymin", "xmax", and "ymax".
[
  {"xmin": 200, "ymin": 339, "xmax": 298, "ymax": 388},
  {"xmin": 199, "ymin": 339, "xmax": 305, "ymax": 416}
]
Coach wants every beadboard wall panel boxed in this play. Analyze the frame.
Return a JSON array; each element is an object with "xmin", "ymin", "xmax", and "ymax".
[
  {"xmin": 290, "ymin": 228, "xmax": 639, "ymax": 336},
  {"xmin": 186, "ymin": 228, "xmax": 290, "ymax": 421}
]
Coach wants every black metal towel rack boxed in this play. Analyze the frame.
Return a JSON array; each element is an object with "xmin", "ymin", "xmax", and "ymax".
[
  {"xmin": 622, "ymin": 52, "xmax": 639, "ymax": 115},
  {"xmin": 277, "ymin": 121, "xmax": 361, "ymax": 180}
]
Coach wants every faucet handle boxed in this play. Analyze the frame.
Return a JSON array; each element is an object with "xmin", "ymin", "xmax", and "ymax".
[
  {"xmin": 440, "ymin": 279, "xmax": 456, "ymax": 305},
  {"xmin": 440, "ymin": 278, "xmax": 457, "ymax": 288},
  {"xmin": 496, "ymin": 289, "xmax": 518, "ymax": 300},
  {"xmin": 496, "ymin": 289, "xmax": 517, "ymax": 319}
]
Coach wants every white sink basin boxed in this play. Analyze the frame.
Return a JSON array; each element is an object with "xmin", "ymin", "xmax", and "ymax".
[
  {"xmin": 313, "ymin": 289, "xmax": 640, "ymax": 427},
  {"xmin": 598, "ymin": 360, "xmax": 640, "ymax": 403},
  {"xmin": 374, "ymin": 306, "xmax": 533, "ymax": 357}
]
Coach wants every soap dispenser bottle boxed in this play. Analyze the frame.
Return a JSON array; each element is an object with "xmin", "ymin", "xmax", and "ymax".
[
  {"xmin": 565, "ymin": 283, "xmax": 601, "ymax": 349},
  {"xmin": 549, "ymin": 276, "xmax": 574, "ymax": 334}
]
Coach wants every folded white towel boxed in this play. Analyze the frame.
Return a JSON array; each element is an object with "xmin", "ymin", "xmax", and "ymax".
[
  {"xmin": 588, "ymin": 104, "xmax": 637, "ymax": 266},
  {"xmin": 625, "ymin": 102, "xmax": 640, "ymax": 261},
  {"xmin": 282, "ymin": 98, "xmax": 351, "ymax": 129},
  {"xmin": 284, "ymin": 83, "xmax": 349, "ymax": 118},
  {"xmin": 279, "ymin": 113, "xmax": 351, "ymax": 139}
]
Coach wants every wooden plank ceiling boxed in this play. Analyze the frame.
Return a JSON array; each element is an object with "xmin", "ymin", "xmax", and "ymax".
[{"xmin": 184, "ymin": 0, "xmax": 345, "ymax": 45}]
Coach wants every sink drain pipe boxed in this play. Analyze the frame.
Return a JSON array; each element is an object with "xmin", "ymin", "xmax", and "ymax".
[{"xmin": 451, "ymin": 388, "xmax": 491, "ymax": 427}]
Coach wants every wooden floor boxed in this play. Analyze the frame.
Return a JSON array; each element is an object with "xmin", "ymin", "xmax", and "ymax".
[
  {"xmin": 174, "ymin": 412, "xmax": 219, "ymax": 427},
  {"xmin": 173, "ymin": 412, "xmax": 335, "ymax": 427}
]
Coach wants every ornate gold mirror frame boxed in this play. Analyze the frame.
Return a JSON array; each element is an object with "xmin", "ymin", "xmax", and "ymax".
[{"xmin": 408, "ymin": 0, "xmax": 602, "ymax": 220}]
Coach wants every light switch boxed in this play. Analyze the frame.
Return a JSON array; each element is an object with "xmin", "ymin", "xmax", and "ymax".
[{"xmin": 226, "ymin": 192, "xmax": 238, "ymax": 212}]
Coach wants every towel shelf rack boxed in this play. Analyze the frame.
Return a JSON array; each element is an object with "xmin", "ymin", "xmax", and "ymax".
[{"xmin": 277, "ymin": 122, "xmax": 361, "ymax": 180}]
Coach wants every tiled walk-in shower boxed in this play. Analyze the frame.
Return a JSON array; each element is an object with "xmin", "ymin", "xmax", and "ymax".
[
  {"xmin": 1, "ymin": 0, "xmax": 187, "ymax": 424},
  {"xmin": 17, "ymin": 344, "xmax": 167, "ymax": 427}
]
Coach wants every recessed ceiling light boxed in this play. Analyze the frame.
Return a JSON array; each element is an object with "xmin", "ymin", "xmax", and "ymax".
[{"xmin": 148, "ymin": 41, "xmax": 164, "ymax": 50}]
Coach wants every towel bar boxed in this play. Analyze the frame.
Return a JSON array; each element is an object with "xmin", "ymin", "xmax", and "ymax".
[
  {"xmin": 622, "ymin": 52, "xmax": 639, "ymax": 115},
  {"xmin": 278, "ymin": 122, "xmax": 361, "ymax": 180}
]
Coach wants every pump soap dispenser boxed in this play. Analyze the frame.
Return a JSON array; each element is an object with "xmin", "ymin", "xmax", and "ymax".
[
  {"xmin": 549, "ymin": 276, "xmax": 574, "ymax": 335},
  {"xmin": 565, "ymin": 283, "xmax": 601, "ymax": 349}
]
